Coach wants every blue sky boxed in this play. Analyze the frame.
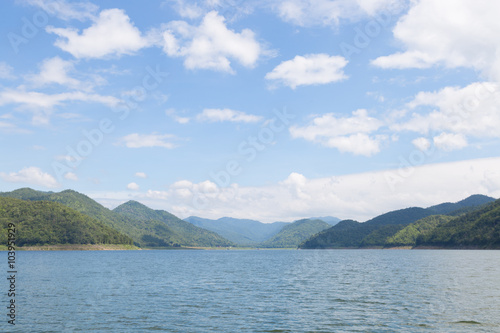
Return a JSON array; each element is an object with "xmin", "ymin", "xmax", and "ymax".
[{"xmin": 1, "ymin": 0, "xmax": 500, "ymax": 222}]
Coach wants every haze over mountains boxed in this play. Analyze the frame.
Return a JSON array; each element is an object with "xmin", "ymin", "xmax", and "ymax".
[{"xmin": 0, "ymin": 188, "xmax": 498, "ymax": 249}]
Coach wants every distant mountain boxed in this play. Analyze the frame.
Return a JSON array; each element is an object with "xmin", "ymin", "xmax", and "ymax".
[
  {"xmin": 417, "ymin": 198, "xmax": 500, "ymax": 249},
  {"xmin": 427, "ymin": 194, "xmax": 495, "ymax": 215},
  {"xmin": 114, "ymin": 201, "xmax": 233, "ymax": 247},
  {"xmin": 184, "ymin": 216, "xmax": 288, "ymax": 245},
  {"xmin": 300, "ymin": 195, "xmax": 496, "ymax": 249},
  {"xmin": 308, "ymin": 216, "xmax": 341, "ymax": 225},
  {"xmin": 0, "ymin": 197, "xmax": 133, "ymax": 246},
  {"xmin": 260, "ymin": 219, "xmax": 330, "ymax": 248}
]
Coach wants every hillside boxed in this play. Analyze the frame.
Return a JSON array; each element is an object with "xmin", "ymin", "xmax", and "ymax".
[
  {"xmin": 260, "ymin": 219, "xmax": 331, "ymax": 248},
  {"xmin": 384, "ymin": 215, "xmax": 454, "ymax": 247},
  {"xmin": 0, "ymin": 197, "xmax": 133, "ymax": 246},
  {"xmin": 417, "ymin": 199, "xmax": 500, "ymax": 248},
  {"xmin": 185, "ymin": 216, "xmax": 287, "ymax": 245},
  {"xmin": 300, "ymin": 195, "xmax": 496, "ymax": 249},
  {"xmin": 114, "ymin": 201, "xmax": 233, "ymax": 247},
  {"xmin": 0, "ymin": 188, "xmax": 229, "ymax": 248}
]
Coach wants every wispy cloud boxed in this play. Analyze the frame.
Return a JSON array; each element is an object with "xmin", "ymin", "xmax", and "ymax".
[
  {"xmin": 196, "ymin": 108, "xmax": 262, "ymax": 123},
  {"xmin": 118, "ymin": 133, "xmax": 178, "ymax": 149}
]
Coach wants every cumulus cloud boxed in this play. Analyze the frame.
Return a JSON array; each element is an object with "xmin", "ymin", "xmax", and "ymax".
[
  {"xmin": 265, "ymin": 53, "xmax": 348, "ymax": 89},
  {"xmin": 47, "ymin": 8, "xmax": 149, "ymax": 59},
  {"xmin": 1, "ymin": 166, "xmax": 60, "ymax": 188},
  {"xmin": 290, "ymin": 109, "xmax": 385, "ymax": 156},
  {"xmin": 118, "ymin": 133, "xmax": 178, "ymax": 149},
  {"xmin": 89, "ymin": 157, "xmax": 500, "ymax": 223},
  {"xmin": 412, "ymin": 137, "xmax": 431, "ymax": 151},
  {"xmin": 127, "ymin": 182, "xmax": 140, "ymax": 190},
  {"xmin": 371, "ymin": 0, "xmax": 500, "ymax": 80},
  {"xmin": 196, "ymin": 108, "xmax": 262, "ymax": 123},
  {"xmin": 392, "ymin": 82, "xmax": 500, "ymax": 150},
  {"xmin": 433, "ymin": 133, "xmax": 468, "ymax": 152},
  {"xmin": 26, "ymin": 56, "xmax": 81, "ymax": 88},
  {"xmin": 135, "ymin": 172, "xmax": 147, "ymax": 178},
  {"xmin": 161, "ymin": 11, "xmax": 263, "ymax": 72}
]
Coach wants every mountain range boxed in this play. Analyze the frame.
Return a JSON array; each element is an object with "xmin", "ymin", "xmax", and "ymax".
[
  {"xmin": 0, "ymin": 188, "xmax": 498, "ymax": 250},
  {"xmin": 300, "ymin": 195, "xmax": 498, "ymax": 249}
]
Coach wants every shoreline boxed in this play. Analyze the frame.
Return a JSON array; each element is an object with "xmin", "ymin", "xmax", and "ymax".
[{"xmin": 0, "ymin": 244, "xmax": 140, "ymax": 251}]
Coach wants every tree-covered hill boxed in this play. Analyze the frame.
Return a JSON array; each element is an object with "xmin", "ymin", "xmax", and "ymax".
[
  {"xmin": 0, "ymin": 197, "xmax": 133, "ymax": 246},
  {"xmin": 0, "ymin": 188, "xmax": 231, "ymax": 248},
  {"xmin": 300, "ymin": 195, "xmax": 497, "ymax": 249},
  {"xmin": 260, "ymin": 219, "xmax": 330, "ymax": 248},
  {"xmin": 114, "ymin": 200, "xmax": 233, "ymax": 247},
  {"xmin": 417, "ymin": 199, "xmax": 500, "ymax": 248},
  {"xmin": 384, "ymin": 215, "xmax": 454, "ymax": 247}
]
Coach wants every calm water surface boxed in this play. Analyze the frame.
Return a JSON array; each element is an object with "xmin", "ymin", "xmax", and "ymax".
[{"xmin": 7, "ymin": 250, "xmax": 500, "ymax": 332}]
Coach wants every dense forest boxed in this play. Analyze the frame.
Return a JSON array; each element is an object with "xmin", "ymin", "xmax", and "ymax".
[
  {"xmin": 300, "ymin": 196, "xmax": 499, "ymax": 249},
  {"xmin": 0, "ymin": 188, "xmax": 233, "ymax": 248},
  {"xmin": 113, "ymin": 200, "xmax": 233, "ymax": 247},
  {"xmin": 0, "ymin": 197, "xmax": 132, "ymax": 246}
]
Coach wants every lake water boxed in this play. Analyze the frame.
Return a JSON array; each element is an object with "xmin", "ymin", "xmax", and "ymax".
[{"xmin": 6, "ymin": 250, "xmax": 500, "ymax": 332}]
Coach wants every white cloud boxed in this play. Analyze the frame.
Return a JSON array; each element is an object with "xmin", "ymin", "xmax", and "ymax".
[
  {"xmin": 196, "ymin": 108, "xmax": 262, "ymax": 123},
  {"xmin": 89, "ymin": 157, "xmax": 500, "ymax": 223},
  {"xmin": 371, "ymin": 0, "xmax": 500, "ymax": 80},
  {"xmin": 135, "ymin": 172, "xmax": 147, "ymax": 178},
  {"xmin": 1, "ymin": 166, "xmax": 60, "ymax": 188},
  {"xmin": 64, "ymin": 172, "xmax": 78, "ymax": 181},
  {"xmin": 0, "ymin": 88, "xmax": 121, "ymax": 125},
  {"xmin": 22, "ymin": 0, "xmax": 98, "ymax": 21},
  {"xmin": 0, "ymin": 62, "xmax": 15, "ymax": 79},
  {"xmin": 412, "ymin": 137, "xmax": 430, "ymax": 151},
  {"xmin": 161, "ymin": 11, "xmax": 263, "ymax": 72},
  {"xmin": 276, "ymin": 0, "xmax": 403, "ymax": 27},
  {"xmin": 26, "ymin": 56, "xmax": 81, "ymax": 88},
  {"xmin": 127, "ymin": 182, "xmax": 140, "ymax": 190},
  {"xmin": 433, "ymin": 133, "xmax": 468, "ymax": 152},
  {"xmin": 265, "ymin": 53, "xmax": 348, "ymax": 89},
  {"xmin": 166, "ymin": 108, "xmax": 190, "ymax": 124},
  {"xmin": 47, "ymin": 8, "xmax": 149, "ymax": 59},
  {"xmin": 290, "ymin": 109, "xmax": 384, "ymax": 156},
  {"xmin": 392, "ymin": 82, "xmax": 500, "ymax": 151},
  {"xmin": 119, "ymin": 133, "xmax": 178, "ymax": 149}
]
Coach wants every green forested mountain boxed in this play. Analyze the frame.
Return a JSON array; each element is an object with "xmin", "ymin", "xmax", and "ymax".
[
  {"xmin": 300, "ymin": 195, "xmax": 497, "ymax": 249},
  {"xmin": 185, "ymin": 216, "xmax": 288, "ymax": 245},
  {"xmin": 417, "ymin": 199, "xmax": 500, "ymax": 248},
  {"xmin": 0, "ymin": 197, "xmax": 133, "ymax": 246},
  {"xmin": 0, "ymin": 188, "xmax": 176, "ymax": 247},
  {"xmin": 260, "ymin": 219, "xmax": 330, "ymax": 248},
  {"xmin": 0, "ymin": 188, "xmax": 231, "ymax": 248},
  {"xmin": 114, "ymin": 201, "xmax": 233, "ymax": 247},
  {"xmin": 384, "ymin": 215, "xmax": 454, "ymax": 247}
]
